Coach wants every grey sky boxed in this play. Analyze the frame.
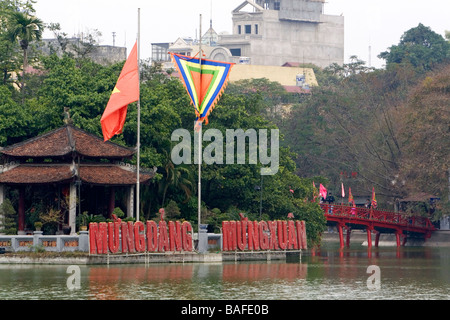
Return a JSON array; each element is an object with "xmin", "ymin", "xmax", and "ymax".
[{"xmin": 34, "ymin": 0, "xmax": 450, "ymax": 69}]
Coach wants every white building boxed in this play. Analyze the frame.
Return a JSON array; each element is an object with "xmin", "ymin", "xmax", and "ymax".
[
  {"xmin": 152, "ymin": 0, "xmax": 344, "ymax": 69},
  {"xmin": 218, "ymin": 0, "xmax": 344, "ymax": 68}
]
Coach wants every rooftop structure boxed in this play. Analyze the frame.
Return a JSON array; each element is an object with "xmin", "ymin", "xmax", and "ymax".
[
  {"xmin": 152, "ymin": 0, "xmax": 343, "ymax": 69},
  {"xmin": 38, "ymin": 38, "xmax": 127, "ymax": 65},
  {"xmin": 218, "ymin": 0, "xmax": 344, "ymax": 68}
]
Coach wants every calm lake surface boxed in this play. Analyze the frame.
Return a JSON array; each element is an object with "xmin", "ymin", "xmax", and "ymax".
[{"xmin": 0, "ymin": 243, "xmax": 449, "ymax": 300}]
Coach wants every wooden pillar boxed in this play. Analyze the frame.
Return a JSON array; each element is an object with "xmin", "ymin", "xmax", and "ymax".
[
  {"xmin": 69, "ymin": 182, "xmax": 77, "ymax": 235},
  {"xmin": 338, "ymin": 223, "xmax": 344, "ymax": 249},
  {"xmin": 108, "ymin": 186, "xmax": 115, "ymax": 219},
  {"xmin": 18, "ymin": 187, "xmax": 25, "ymax": 234}
]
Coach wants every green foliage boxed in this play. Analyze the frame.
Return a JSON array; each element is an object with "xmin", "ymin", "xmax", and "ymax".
[
  {"xmin": 0, "ymin": 85, "xmax": 32, "ymax": 145},
  {"xmin": 112, "ymin": 207, "xmax": 124, "ymax": 218},
  {"xmin": 0, "ymin": 199, "xmax": 17, "ymax": 235},
  {"xmin": 397, "ymin": 65, "xmax": 450, "ymax": 215},
  {"xmin": 282, "ymin": 24, "xmax": 449, "ymax": 220},
  {"xmin": 379, "ymin": 23, "xmax": 450, "ymax": 72},
  {"xmin": 164, "ymin": 200, "xmax": 181, "ymax": 220},
  {"xmin": 0, "ymin": 1, "xmax": 35, "ymax": 85},
  {"xmin": 8, "ymin": 10, "xmax": 44, "ymax": 49},
  {"xmin": 1, "ymin": 15, "xmax": 448, "ymax": 243},
  {"xmin": 0, "ymin": 51, "xmax": 328, "ymax": 243}
]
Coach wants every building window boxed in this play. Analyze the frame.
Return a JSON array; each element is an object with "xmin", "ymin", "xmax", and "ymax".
[
  {"xmin": 230, "ymin": 48, "xmax": 242, "ymax": 57},
  {"xmin": 245, "ymin": 25, "xmax": 252, "ymax": 34},
  {"xmin": 274, "ymin": 2, "xmax": 280, "ymax": 10},
  {"xmin": 151, "ymin": 43, "xmax": 170, "ymax": 62},
  {"xmin": 238, "ymin": 25, "xmax": 242, "ymax": 34},
  {"xmin": 255, "ymin": 24, "xmax": 259, "ymax": 35}
]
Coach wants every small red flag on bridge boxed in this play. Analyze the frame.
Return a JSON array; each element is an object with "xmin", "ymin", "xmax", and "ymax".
[
  {"xmin": 348, "ymin": 187, "xmax": 355, "ymax": 207},
  {"xmin": 371, "ymin": 187, "xmax": 377, "ymax": 209},
  {"xmin": 319, "ymin": 184, "xmax": 327, "ymax": 199}
]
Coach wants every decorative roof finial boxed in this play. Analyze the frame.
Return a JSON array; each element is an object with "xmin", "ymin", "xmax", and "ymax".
[{"xmin": 63, "ymin": 107, "xmax": 73, "ymax": 125}]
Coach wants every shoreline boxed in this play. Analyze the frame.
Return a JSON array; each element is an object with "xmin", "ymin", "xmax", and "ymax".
[
  {"xmin": 0, "ymin": 250, "xmax": 300, "ymax": 265},
  {"xmin": 0, "ymin": 230, "xmax": 448, "ymax": 265}
]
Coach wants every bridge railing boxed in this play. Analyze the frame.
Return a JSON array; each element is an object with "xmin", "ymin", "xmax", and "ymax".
[{"xmin": 320, "ymin": 204, "xmax": 435, "ymax": 231}]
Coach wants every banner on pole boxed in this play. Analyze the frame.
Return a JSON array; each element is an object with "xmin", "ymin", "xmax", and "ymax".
[{"xmin": 170, "ymin": 53, "xmax": 234, "ymax": 127}]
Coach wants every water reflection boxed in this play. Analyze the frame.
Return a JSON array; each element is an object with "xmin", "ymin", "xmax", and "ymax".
[{"xmin": 0, "ymin": 247, "xmax": 449, "ymax": 300}]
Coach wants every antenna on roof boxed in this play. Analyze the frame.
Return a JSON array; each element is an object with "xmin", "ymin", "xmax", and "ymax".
[{"xmin": 210, "ymin": 0, "xmax": 213, "ymax": 29}]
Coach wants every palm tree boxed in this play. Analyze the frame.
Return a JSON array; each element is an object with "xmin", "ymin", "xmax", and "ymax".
[
  {"xmin": 159, "ymin": 150, "xmax": 195, "ymax": 207},
  {"xmin": 8, "ymin": 11, "xmax": 44, "ymax": 90}
]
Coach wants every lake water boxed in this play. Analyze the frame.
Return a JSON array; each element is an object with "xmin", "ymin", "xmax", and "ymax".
[{"xmin": 0, "ymin": 243, "xmax": 449, "ymax": 302}]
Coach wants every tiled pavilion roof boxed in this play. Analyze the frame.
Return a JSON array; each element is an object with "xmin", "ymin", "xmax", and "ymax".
[
  {"xmin": 0, "ymin": 165, "xmax": 74, "ymax": 185},
  {"xmin": 0, "ymin": 125, "xmax": 154, "ymax": 186},
  {"xmin": 0, "ymin": 125, "xmax": 135, "ymax": 159},
  {"xmin": 0, "ymin": 164, "xmax": 153, "ymax": 186}
]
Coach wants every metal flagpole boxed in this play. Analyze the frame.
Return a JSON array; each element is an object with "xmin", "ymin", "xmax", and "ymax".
[
  {"xmin": 136, "ymin": 8, "xmax": 141, "ymax": 222},
  {"xmin": 197, "ymin": 14, "xmax": 202, "ymax": 237}
]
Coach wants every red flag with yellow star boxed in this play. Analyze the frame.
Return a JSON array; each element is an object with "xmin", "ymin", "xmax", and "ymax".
[{"xmin": 101, "ymin": 41, "xmax": 139, "ymax": 141}]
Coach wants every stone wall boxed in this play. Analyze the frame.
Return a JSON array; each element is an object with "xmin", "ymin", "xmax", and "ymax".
[
  {"xmin": 0, "ymin": 231, "xmax": 89, "ymax": 252},
  {"xmin": 38, "ymin": 38, "xmax": 127, "ymax": 65}
]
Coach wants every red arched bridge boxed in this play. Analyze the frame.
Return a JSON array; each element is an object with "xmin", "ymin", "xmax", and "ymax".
[{"xmin": 320, "ymin": 204, "xmax": 436, "ymax": 248}]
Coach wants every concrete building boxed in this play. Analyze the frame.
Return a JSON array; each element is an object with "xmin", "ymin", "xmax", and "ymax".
[
  {"xmin": 219, "ymin": 0, "xmax": 344, "ymax": 68},
  {"xmin": 38, "ymin": 38, "xmax": 127, "ymax": 66},
  {"xmin": 154, "ymin": 38, "xmax": 319, "ymax": 93},
  {"xmin": 229, "ymin": 63, "xmax": 317, "ymax": 92},
  {"xmin": 152, "ymin": 0, "xmax": 344, "ymax": 69}
]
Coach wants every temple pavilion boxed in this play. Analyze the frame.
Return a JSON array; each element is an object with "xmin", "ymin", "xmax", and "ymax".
[{"xmin": 0, "ymin": 124, "xmax": 155, "ymax": 235}]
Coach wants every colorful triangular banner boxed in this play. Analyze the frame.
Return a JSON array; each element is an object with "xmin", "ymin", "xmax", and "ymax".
[{"xmin": 170, "ymin": 52, "xmax": 234, "ymax": 127}]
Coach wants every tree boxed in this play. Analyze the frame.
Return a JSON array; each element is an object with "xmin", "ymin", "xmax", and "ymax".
[
  {"xmin": 0, "ymin": 199, "xmax": 17, "ymax": 235},
  {"xmin": 325, "ymin": 55, "xmax": 374, "ymax": 78},
  {"xmin": 379, "ymin": 23, "xmax": 450, "ymax": 72},
  {"xmin": 46, "ymin": 22, "xmax": 70, "ymax": 55},
  {"xmin": 158, "ymin": 150, "xmax": 194, "ymax": 208},
  {"xmin": 71, "ymin": 28, "xmax": 102, "ymax": 61},
  {"xmin": 398, "ymin": 64, "xmax": 450, "ymax": 216},
  {"xmin": 8, "ymin": 10, "xmax": 44, "ymax": 91},
  {"xmin": 0, "ymin": 0, "xmax": 35, "ymax": 85},
  {"xmin": 0, "ymin": 85, "xmax": 32, "ymax": 146},
  {"xmin": 281, "ymin": 54, "xmax": 423, "ymax": 208},
  {"xmin": 0, "ymin": 45, "xmax": 328, "ymax": 243}
]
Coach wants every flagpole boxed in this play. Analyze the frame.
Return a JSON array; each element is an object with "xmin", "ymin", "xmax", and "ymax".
[
  {"xmin": 136, "ymin": 8, "xmax": 141, "ymax": 222},
  {"xmin": 197, "ymin": 14, "xmax": 202, "ymax": 239}
]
